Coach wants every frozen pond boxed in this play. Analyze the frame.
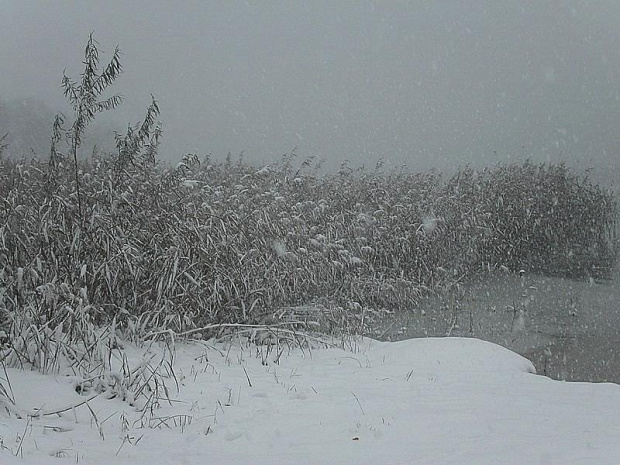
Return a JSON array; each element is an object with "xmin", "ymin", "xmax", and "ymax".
[{"xmin": 375, "ymin": 268, "xmax": 620, "ymax": 383}]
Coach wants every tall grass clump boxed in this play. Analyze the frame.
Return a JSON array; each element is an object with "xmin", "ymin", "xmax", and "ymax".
[
  {"xmin": 0, "ymin": 36, "xmax": 168, "ymax": 412},
  {"xmin": 0, "ymin": 36, "xmax": 617, "ymax": 413},
  {"xmin": 438, "ymin": 163, "xmax": 618, "ymax": 278}
]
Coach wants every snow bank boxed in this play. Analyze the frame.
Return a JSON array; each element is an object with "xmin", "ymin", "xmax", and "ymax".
[{"xmin": 1, "ymin": 337, "xmax": 619, "ymax": 464}]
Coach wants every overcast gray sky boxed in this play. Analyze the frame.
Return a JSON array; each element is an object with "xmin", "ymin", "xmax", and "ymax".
[{"xmin": 1, "ymin": 1, "xmax": 619, "ymax": 177}]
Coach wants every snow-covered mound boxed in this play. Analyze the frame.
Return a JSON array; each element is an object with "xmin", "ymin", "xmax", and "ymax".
[
  {"xmin": 1, "ymin": 337, "xmax": 619, "ymax": 464},
  {"xmin": 361, "ymin": 337, "xmax": 537, "ymax": 374}
]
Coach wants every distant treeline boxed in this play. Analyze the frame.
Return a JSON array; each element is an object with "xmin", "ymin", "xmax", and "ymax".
[{"xmin": 0, "ymin": 97, "xmax": 118, "ymax": 159}]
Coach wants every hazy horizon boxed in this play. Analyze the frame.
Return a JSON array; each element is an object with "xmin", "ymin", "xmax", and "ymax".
[{"xmin": 1, "ymin": 1, "xmax": 619, "ymax": 183}]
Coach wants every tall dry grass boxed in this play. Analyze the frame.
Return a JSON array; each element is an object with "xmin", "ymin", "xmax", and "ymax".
[{"xmin": 1, "ymin": 155, "xmax": 616, "ymax": 343}]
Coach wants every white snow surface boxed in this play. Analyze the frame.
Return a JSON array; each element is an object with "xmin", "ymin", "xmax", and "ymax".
[{"xmin": 1, "ymin": 336, "xmax": 620, "ymax": 464}]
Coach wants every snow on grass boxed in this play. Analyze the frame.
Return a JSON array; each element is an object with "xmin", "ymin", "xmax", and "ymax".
[{"xmin": 1, "ymin": 337, "xmax": 619, "ymax": 464}]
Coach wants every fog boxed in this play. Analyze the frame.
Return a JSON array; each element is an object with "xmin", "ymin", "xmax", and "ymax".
[{"xmin": 1, "ymin": 1, "xmax": 619, "ymax": 181}]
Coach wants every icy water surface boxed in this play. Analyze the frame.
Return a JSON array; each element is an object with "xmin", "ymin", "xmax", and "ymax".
[{"xmin": 374, "ymin": 269, "xmax": 620, "ymax": 383}]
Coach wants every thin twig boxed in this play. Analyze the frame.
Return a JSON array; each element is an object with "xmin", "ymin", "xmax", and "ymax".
[{"xmin": 28, "ymin": 394, "xmax": 100, "ymax": 418}]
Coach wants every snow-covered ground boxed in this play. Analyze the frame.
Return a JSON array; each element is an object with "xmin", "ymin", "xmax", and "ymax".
[{"xmin": 1, "ymin": 336, "xmax": 620, "ymax": 464}]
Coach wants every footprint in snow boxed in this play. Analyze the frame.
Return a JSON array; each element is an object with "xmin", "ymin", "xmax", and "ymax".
[{"xmin": 225, "ymin": 431, "xmax": 244, "ymax": 441}]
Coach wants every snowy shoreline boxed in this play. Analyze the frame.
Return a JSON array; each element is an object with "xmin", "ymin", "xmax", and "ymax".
[
  {"xmin": 376, "ymin": 269, "xmax": 620, "ymax": 384},
  {"xmin": 2, "ymin": 337, "xmax": 619, "ymax": 464}
]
